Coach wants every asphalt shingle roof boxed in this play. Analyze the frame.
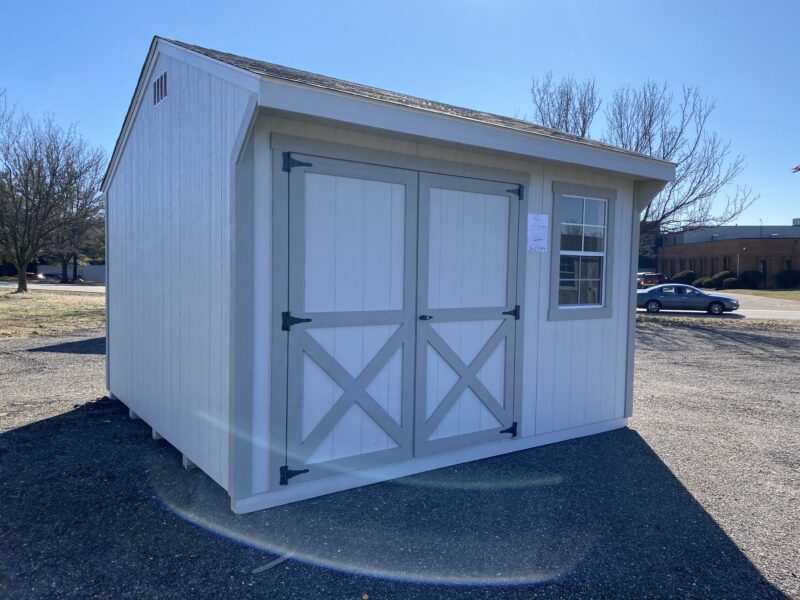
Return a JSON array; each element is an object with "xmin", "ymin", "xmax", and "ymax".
[{"xmin": 163, "ymin": 37, "xmax": 670, "ymax": 165}]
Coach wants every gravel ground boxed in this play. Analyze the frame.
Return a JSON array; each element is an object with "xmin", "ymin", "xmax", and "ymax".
[{"xmin": 0, "ymin": 323, "xmax": 797, "ymax": 599}]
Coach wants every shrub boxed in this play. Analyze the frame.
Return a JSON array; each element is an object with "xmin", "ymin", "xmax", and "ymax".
[
  {"xmin": 775, "ymin": 269, "xmax": 800, "ymax": 289},
  {"xmin": 692, "ymin": 277, "xmax": 712, "ymax": 288},
  {"xmin": 722, "ymin": 277, "xmax": 739, "ymax": 289},
  {"xmin": 738, "ymin": 270, "xmax": 764, "ymax": 289},
  {"xmin": 709, "ymin": 270, "xmax": 735, "ymax": 289},
  {"xmin": 672, "ymin": 270, "xmax": 697, "ymax": 284}
]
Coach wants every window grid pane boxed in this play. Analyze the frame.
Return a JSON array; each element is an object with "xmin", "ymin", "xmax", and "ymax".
[{"xmin": 558, "ymin": 195, "xmax": 607, "ymax": 307}]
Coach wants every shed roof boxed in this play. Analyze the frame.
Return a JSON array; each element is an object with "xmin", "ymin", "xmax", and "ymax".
[
  {"xmin": 162, "ymin": 37, "xmax": 671, "ymax": 168},
  {"xmin": 104, "ymin": 37, "xmax": 676, "ymax": 191}
]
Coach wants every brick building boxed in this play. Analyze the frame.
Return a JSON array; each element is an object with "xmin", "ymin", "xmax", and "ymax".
[{"xmin": 658, "ymin": 224, "xmax": 800, "ymax": 287}]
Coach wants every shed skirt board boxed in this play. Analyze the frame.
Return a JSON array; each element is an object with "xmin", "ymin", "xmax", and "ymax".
[
  {"xmin": 274, "ymin": 153, "xmax": 524, "ymax": 490},
  {"xmin": 239, "ymin": 417, "xmax": 629, "ymax": 513}
]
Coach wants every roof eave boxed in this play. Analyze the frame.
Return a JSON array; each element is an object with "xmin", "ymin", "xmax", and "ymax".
[{"xmin": 256, "ymin": 76, "xmax": 676, "ymax": 183}]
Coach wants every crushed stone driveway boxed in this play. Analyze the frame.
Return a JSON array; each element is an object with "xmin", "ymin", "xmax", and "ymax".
[{"xmin": 0, "ymin": 324, "xmax": 798, "ymax": 599}]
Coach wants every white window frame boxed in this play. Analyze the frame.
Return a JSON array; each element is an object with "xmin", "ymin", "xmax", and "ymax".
[{"xmin": 548, "ymin": 182, "xmax": 616, "ymax": 321}]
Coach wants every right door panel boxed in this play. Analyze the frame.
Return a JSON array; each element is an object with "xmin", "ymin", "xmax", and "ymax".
[{"xmin": 415, "ymin": 173, "xmax": 521, "ymax": 456}]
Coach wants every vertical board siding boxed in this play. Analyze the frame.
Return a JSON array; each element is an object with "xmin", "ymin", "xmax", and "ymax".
[
  {"xmin": 106, "ymin": 52, "xmax": 253, "ymax": 489},
  {"xmin": 304, "ymin": 173, "xmax": 405, "ymax": 313},
  {"xmin": 427, "ymin": 188, "xmax": 509, "ymax": 309},
  {"xmin": 268, "ymin": 117, "xmax": 637, "ymax": 451},
  {"xmin": 528, "ymin": 165, "xmax": 634, "ymax": 436}
]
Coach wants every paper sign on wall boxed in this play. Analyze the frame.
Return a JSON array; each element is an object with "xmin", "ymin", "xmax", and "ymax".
[{"xmin": 527, "ymin": 213, "xmax": 548, "ymax": 252}]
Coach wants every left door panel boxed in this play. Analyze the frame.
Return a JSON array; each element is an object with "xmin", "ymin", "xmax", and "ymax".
[{"xmin": 278, "ymin": 155, "xmax": 418, "ymax": 488}]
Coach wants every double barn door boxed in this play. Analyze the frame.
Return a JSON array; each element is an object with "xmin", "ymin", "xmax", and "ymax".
[{"xmin": 276, "ymin": 153, "xmax": 522, "ymax": 487}]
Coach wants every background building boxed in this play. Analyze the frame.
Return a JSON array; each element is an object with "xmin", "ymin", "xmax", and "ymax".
[{"xmin": 658, "ymin": 222, "xmax": 800, "ymax": 286}]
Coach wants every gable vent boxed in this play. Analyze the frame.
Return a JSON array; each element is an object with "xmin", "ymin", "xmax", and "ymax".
[{"xmin": 153, "ymin": 72, "xmax": 167, "ymax": 105}]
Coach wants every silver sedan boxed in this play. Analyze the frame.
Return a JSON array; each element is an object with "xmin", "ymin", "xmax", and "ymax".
[{"xmin": 636, "ymin": 284, "xmax": 740, "ymax": 315}]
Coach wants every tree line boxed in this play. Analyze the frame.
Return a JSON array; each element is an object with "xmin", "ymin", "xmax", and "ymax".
[
  {"xmin": 0, "ymin": 90, "xmax": 105, "ymax": 292},
  {"xmin": 529, "ymin": 73, "xmax": 755, "ymax": 247}
]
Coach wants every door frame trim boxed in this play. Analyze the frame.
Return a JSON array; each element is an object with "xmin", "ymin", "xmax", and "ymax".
[
  {"xmin": 271, "ymin": 134, "xmax": 529, "ymax": 187},
  {"xmin": 269, "ymin": 135, "xmax": 529, "ymax": 492}
]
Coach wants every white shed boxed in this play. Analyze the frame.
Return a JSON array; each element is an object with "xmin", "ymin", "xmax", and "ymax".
[{"xmin": 103, "ymin": 37, "xmax": 675, "ymax": 513}]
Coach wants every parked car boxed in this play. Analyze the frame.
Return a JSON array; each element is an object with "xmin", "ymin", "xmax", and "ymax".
[
  {"xmin": 25, "ymin": 272, "xmax": 46, "ymax": 280},
  {"xmin": 637, "ymin": 284, "xmax": 739, "ymax": 315},
  {"xmin": 638, "ymin": 272, "xmax": 666, "ymax": 288}
]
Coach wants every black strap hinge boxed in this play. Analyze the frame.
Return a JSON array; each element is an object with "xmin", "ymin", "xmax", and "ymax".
[
  {"xmin": 282, "ymin": 311, "xmax": 312, "ymax": 331},
  {"xmin": 502, "ymin": 305, "xmax": 520, "ymax": 320},
  {"xmin": 500, "ymin": 421, "xmax": 518, "ymax": 438},
  {"xmin": 506, "ymin": 185, "xmax": 524, "ymax": 200},
  {"xmin": 282, "ymin": 152, "xmax": 313, "ymax": 173},
  {"xmin": 279, "ymin": 465, "xmax": 309, "ymax": 485}
]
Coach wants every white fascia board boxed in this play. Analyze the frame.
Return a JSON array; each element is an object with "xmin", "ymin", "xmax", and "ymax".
[{"xmin": 258, "ymin": 78, "xmax": 676, "ymax": 182}]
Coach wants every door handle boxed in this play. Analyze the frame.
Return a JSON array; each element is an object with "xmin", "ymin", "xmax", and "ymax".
[{"xmin": 419, "ymin": 315, "xmax": 433, "ymax": 320}]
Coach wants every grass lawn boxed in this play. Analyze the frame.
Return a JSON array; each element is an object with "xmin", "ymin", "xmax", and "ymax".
[
  {"xmin": 0, "ymin": 290, "xmax": 105, "ymax": 338},
  {"xmin": 727, "ymin": 289, "xmax": 800, "ymax": 301}
]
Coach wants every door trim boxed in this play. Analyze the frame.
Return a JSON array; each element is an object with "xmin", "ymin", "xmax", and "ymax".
[
  {"xmin": 271, "ymin": 133, "xmax": 529, "ymax": 188},
  {"xmin": 269, "ymin": 138, "xmax": 528, "ymax": 491},
  {"xmin": 275, "ymin": 154, "xmax": 418, "ymax": 489},
  {"xmin": 413, "ymin": 172, "xmax": 524, "ymax": 457}
]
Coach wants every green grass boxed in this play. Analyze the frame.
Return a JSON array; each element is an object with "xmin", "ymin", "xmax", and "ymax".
[
  {"xmin": 726, "ymin": 289, "xmax": 800, "ymax": 301},
  {"xmin": 0, "ymin": 290, "xmax": 105, "ymax": 338}
]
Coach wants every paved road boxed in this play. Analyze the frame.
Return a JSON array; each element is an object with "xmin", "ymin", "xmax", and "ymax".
[
  {"xmin": 637, "ymin": 291, "xmax": 800, "ymax": 321},
  {"xmin": 0, "ymin": 281, "xmax": 105, "ymax": 294}
]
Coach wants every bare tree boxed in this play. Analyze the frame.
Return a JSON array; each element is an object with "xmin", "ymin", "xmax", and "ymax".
[
  {"xmin": 0, "ymin": 91, "xmax": 9, "ymax": 130},
  {"xmin": 605, "ymin": 83, "xmax": 753, "ymax": 236},
  {"xmin": 530, "ymin": 71, "xmax": 600, "ymax": 138},
  {"xmin": 0, "ymin": 113, "xmax": 104, "ymax": 292},
  {"xmin": 529, "ymin": 76, "xmax": 754, "ymax": 238},
  {"xmin": 46, "ymin": 149, "xmax": 105, "ymax": 282}
]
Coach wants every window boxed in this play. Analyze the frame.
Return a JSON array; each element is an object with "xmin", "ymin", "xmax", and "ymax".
[
  {"xmin": 723, "ymin": 256, "xmax": 729, "ymax": 270},
  {"xmin": 549, "ymin": 182, "xmax": 615, "ymax": 320},
  {"xmin": 785, "ymin": 258, "xmax": 792, "ymax": 271}
]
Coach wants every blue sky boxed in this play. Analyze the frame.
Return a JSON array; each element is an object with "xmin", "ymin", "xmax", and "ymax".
[{"xmin": 2, "ymin": 0, "xmax": 797, "ymax": 224}]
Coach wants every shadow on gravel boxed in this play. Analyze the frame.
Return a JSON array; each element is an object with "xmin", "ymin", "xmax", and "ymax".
[
  {"xmin": 0, "ymin": 397, "xmax": 788, "ymax": 599},
  {"xmin": 638, "ymin": 322, "xmax": 798, "ymax": 358},
  {"xmin": 26, "ymin": 336, "xmax": 106, "ymax": 355},
  {"xmin": 637, "ymin": 310, "xmax": 745, "ymax": 320}
]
